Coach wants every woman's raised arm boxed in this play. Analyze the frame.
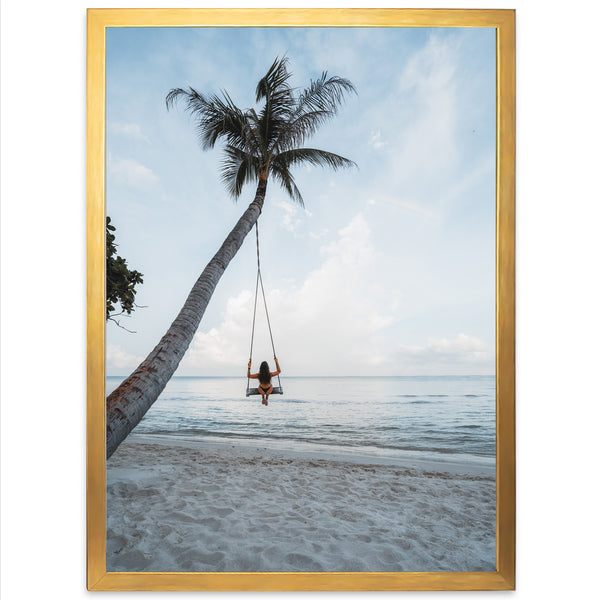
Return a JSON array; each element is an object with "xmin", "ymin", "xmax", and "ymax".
[
  {"xmin": 247, "ymin": 360, "xmax": 259, "ymax": 379},
  {"xmin": 271, "ymin": 357, "xmax": 281, "ymax": 377}
]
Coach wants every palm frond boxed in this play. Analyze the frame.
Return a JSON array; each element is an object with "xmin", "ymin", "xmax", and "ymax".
[
  {"xmin": 220, "ymin": 146, "xmax": 260, "ymax": 199},
  {"xmin": 296, "ymin": 73, "xmax": 357, "ymax": 117},
  {"xmin": 269, "ymin": 75, "xmax": 356, "ymax": 154},
  {"xmin": 273, "ymin": 148, "xmax": 357, "ymax": 172},
  {"xmin": 166, "ymin": 87, "xmax": 258, "ymax": 155},
  {"xmin": 254, "ymin": 57, "xmax": 297, "ymax": 151},
  {"xmin": 255, "ymin": 56, "xmax": 293, "ymax": 105},
  {"xmin": 242, "ymin": 108, "xmax": 266, "ymax": 157},
  {"xmin": 270, "ymin": 161, "xmax": 304, "ymax": 207},
  {"xmin": 272, "ymin": 109, "xmax": 336, "ymax": 153}
]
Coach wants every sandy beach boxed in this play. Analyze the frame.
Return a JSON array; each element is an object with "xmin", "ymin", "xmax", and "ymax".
[{"xmin": 106, "ymin": 434, "xmax": 495, "ymax": 572}]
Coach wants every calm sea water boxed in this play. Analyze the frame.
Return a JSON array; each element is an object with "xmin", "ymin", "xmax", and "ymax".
[{"xmin": 107, "ymin": 376, "xmax": 495, "ymax": 465}]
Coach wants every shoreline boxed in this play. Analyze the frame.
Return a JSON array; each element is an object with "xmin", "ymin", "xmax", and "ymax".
[
  {"xmin": 107, "ymin": 435, "xmax": 496, "ymax": 572},
  {"xmin": 127, "ymin": 433, "xmax": 496, "ymax": 478}
]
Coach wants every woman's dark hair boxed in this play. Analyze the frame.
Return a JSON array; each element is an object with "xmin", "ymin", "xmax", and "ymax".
[{"xmin": 259, "ymin": 361, "xmax": 271, "ymax": 384}]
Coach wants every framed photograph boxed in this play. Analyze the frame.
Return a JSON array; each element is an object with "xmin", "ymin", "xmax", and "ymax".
[{"xmin": 87, "ymin": 8, "xmax": 515, "ymax": 591}]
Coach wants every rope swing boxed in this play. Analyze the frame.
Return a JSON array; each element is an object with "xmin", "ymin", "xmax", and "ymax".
[{"xmin": 246, "ymin": 220, "xmax": 283, "ymax": 397}]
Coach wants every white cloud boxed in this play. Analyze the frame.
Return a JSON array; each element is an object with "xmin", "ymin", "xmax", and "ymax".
[
  {"xmin": 393, "ymin": 334, "xmax": 493, "ymax": 375},
  {"xmin": 180, "ymin": 213, "xmax": 396, "ymax": 375},
  {"xmin": 360, "ymin": 33, "xmax": 464, "ymax": 219},
  {"xmin": 107, "ymin": 155, "xmax": 159, "ymax": 189},
  {"xmin": 308, "ymin": 228, "xmax": 329, "ymax": 240},
  {"xmin": 180, "ymin": 290, "xmax": 253, "ymax": 369},
  {"xmin": 276, "ymin": 200, "xmax": 302, "ymax": 233},
  {"xmin": 394, "ymin": 35, "xmax": 460, "ymax": 178},
  {"xmin": 370, "ymin": 194, "xmax": 441, "ymax": 219},
  {"xmin": 274, "ymin": 200, "xmax": 313, "ymax": 236},
  {"xmin": 368, "ymin": 130, "xmax": 386, "ymax": 150},
  {"xmin": 110, "ymin": 122, "xmax": 150, "ymax": 143},
  {"xmin": 106, "ymin": 344, "xmax": 145, "ymax": 371}
]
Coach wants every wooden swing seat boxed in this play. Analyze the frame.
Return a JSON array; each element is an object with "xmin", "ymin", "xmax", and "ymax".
[{"xmin": 246, "ymin": 386, "xmax": 283, "ymax": 397}]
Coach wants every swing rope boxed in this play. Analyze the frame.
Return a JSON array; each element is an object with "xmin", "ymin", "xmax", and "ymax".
[{"xmin": 247, "ymin": 220, "xmax": 282, "ymax": 392}]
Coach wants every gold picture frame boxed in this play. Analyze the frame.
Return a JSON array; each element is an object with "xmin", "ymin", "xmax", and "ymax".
[{"xmin": 87, "ymin": 8, "xmax": 515, "ymax": 591}]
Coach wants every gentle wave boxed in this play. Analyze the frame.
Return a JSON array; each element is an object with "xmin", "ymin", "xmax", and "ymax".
[
  {"xmin": 137, "ymin": 430, "xmax": 495, "ymax": 457},
  {"xmin": 396, "ymin": 394, "xmax": 487, "ymax": 399},
  {"xmin": 160, "ymin": 396, "xmax": 309, "ymax": 404}
]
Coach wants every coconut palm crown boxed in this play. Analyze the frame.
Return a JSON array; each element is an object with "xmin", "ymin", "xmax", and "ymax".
[
  {"xmin": 105, "ymin": 58, "xmax": 356, "ymax": 459},
  {"xmin": 166, "ymin": 56, "xmax": 356, "ymax": 206}
]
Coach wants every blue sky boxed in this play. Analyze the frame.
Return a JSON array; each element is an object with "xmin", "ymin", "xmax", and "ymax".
[{"xmin": 105, "ymin": 26, "xmax": 496, "ymax": 377}]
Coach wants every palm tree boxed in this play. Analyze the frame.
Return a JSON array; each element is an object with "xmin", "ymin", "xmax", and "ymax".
[{"xmin": 106, "ymin": 57, "xmax": 356, "ymax": 458}]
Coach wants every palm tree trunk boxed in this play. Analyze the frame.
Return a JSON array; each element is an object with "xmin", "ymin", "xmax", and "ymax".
[{"xmin": 106, "ymin": 178, "xmax": 268, "ymax": 458}]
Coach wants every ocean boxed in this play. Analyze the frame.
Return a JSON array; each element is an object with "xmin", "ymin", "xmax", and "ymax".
[{"xmin": 107, "ymin": 375, "xmax": 496, "ymax": 468}]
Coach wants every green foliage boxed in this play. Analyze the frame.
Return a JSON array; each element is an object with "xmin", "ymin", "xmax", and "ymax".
[
  {"xmin": 166, "ymin": 56, "xmax": 357, "ymax": 207},
  {"xmin": 106, "ymin": 216, "xmax": 144, "ymax": 324}
]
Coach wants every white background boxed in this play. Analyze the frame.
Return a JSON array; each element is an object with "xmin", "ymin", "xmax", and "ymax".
[{"xmin": 2, "ymin": 1, "xmax": 599, "ymax": 598}]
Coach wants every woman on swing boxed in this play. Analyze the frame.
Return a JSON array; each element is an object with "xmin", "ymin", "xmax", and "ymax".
[{"xmin": 248, "ymin": 357, "xmax": 281, "ymax": 406}]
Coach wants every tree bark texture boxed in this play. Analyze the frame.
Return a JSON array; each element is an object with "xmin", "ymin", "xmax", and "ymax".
[{"xmin": 106, "ymin": 179, "xmax": 267, "ymax": 458}]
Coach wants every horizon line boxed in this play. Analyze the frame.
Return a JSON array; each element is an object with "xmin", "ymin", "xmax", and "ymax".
[{"xmin": 106, "ymin": 374, "xmax": 496, "ymax": 378}]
